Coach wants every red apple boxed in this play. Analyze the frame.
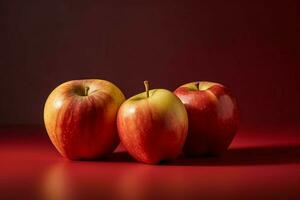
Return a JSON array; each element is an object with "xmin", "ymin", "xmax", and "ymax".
[
  {"xmin": 117, "ymin": 81, "xmax": 188, "ymax": 164},
  {"xmin": 174, "ymin": 81, "xmax": 239, "ymax": 156},
  {"xmin": 44, "ymin": 79, "xmax": 125, "ymax": 160}
]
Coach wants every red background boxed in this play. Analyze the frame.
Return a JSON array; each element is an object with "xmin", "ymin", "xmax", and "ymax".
[
  {"xmin": 1, "ymin": 0, "xmax": 300, "ymax": 126},
  {"xmin": 1, "ymin": 1, "xmax": 300, "ymax": 200}
]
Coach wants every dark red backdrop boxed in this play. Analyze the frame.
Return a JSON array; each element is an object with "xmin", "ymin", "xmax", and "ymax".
[{"xmin": 1, "ymin": 0, "xmax": 300, "ymax": 126}]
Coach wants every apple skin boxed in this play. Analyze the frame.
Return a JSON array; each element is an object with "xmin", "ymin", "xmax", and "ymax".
[
  {"xmin": 174, "ymin": 81, "xmax": 239, "ymax": 156},
  {"xmin": 117, "ymin": 89, "xmax": 188, "ymax": 164},
  {"xmin": 44, "ymin": 79, "xmax": 125, "ymax": 160}
]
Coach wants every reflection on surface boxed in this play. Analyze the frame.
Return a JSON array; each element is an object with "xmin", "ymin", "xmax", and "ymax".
[
  {"xmin": 116, "ymin": 165, "xmax": 187, "ymax": 200},
  {"xmin": 40, "ymin": 161, "xmax": 125, "ymax": 200},
  {"xmin": 41, "ymin": 163, "xmax": 74, "ymax": 200},
  {"xmin": 40, "ymin": 161, "xmax": 194, "ymax": 200},
  {"xmin": 38, "ymin": 148, "xmax": 300, "ymax": 200}
]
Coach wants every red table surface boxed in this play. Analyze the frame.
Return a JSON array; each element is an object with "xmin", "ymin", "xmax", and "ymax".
[{"xmin": 0, "ymin": 126, "xmax": 299, "ymax": 200}]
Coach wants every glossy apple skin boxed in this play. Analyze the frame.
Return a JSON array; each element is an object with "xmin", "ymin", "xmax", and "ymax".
[
  {"xmin": 174, "ymin": 81, "xmax": 239, "ymax": 156},
  {"xmin": 117, "ymin": 89, "xmax": 188, "ymax": 164},
  {"xmin": 44, "ymin": 79, "xmax": 125, "ymax": 160}
]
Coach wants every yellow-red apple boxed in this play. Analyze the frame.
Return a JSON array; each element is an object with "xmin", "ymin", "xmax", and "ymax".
[
  {"xmin": 117, "ymin": 81, "xmax": 188, "ymax": 164},
  {"xmin": 174, "ymin": 81, "xmax": 239, "ymax": 156},
  {"xmin": 44, "ymin": 79, "xmax": 125, "ymax": 160}
]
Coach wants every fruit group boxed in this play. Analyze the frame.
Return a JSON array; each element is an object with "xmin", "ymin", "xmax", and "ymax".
[
  {"xmin": 117, "ymin": 81, "xmax": 188, "ymax": 164},
  {"xmin": 44, "ymin": 79, "xmax": 125, "ymax": 160},
  {"xmin": 174, "ymin": 81, "xmax": 239, "ymax": 156}
]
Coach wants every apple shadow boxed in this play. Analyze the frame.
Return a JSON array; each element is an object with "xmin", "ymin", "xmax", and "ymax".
[
  {"xmin": 103, "ymin": 151, "xmax": 136, "ymax": 162},
  {"xmin": 167, "ymin": 145, "xmax": 300, "ymax": 166},
  {"xmin": 103, "ymin": 145, "xmax": 300, "ymax": 166}
]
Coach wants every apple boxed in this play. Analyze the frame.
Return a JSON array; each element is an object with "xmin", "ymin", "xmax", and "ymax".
[
  {"xmin": 117, "ymin": 81, "xmax": 188, "ymax": 164},
  {"xmin": 174, "ymin": 81, "xmax": 239, "ymax": 156},
  {"xmin": 44, "ymin": 79, "xmax": 125, "ymax": 160}
]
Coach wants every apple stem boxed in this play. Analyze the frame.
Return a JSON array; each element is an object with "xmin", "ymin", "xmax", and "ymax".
[
  {"xmin": 85, "ymin": 86, "xmax": 90, "ymax": 96},
  {"xmin": 195, "ymin": 82, "xmax": 200, "ymax": 90},
  {"xmin": 144, "ymin": 80, "xmax": 149, "ymax": 98}
]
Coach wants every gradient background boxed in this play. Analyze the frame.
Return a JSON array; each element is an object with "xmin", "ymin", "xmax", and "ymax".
[
  {"xmin": 1, "ymin": 0, "xmax": 300, "ymax": 127},
  {"xmin": 1, "ymin": 1, "xmax": 300, "ymax": 200}
]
